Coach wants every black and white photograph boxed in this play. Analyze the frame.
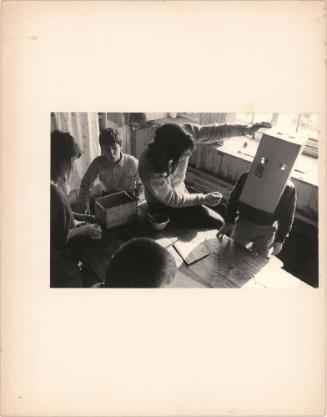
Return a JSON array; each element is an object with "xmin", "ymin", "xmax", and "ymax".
[{"xmin": 51, "ymin": 112, "xmax": 318, "ymax": 289}]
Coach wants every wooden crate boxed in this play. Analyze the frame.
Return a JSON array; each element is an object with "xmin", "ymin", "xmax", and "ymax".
[{"xmin": 95, "ymin": 191, "xmax": 137, "ymax": 229}]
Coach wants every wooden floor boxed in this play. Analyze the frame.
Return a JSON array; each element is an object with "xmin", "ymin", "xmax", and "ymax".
[
  {"xmin": 184, "ymin": 173, "xmax": 319, "ymax": 288},
  {"xmin": 76, "ymin": 204, "xmax": 311, "ymax": 288}
]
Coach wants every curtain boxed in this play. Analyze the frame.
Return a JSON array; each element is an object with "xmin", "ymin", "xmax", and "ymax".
[{"xmin": 51, "ymin": 112, "xmax": 100, "ymax": 191}]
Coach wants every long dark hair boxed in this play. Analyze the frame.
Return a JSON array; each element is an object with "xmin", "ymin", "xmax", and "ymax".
[
  {"xmin": 51, "ymin": 130, "xmax": 81, "ymax": 184},
  {"xmin": 147, "ymin": 123, "xmax": 195, "ymax": 173}
]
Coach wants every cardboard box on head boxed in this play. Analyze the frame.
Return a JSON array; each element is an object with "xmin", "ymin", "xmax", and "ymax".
[{"xmin": 239, "ymin": 130, "xmax": 304, "ymax": 213}]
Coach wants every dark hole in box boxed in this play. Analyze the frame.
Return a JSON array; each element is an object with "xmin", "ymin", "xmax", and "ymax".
[{"xmin": 96, "ymin": 192, "xmax": 135, "ymax": 209}]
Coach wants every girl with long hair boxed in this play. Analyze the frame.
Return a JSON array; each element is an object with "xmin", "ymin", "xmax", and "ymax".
[{"xmin": 50, "ymin": 130, "xmax": 102, "ymax": 287}]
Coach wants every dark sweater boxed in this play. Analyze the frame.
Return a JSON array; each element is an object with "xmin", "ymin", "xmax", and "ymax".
[
  {"xmin": 51, "ymin": 184, "xmax": 74, "ymax": 249},
  {"xmin": 225, "ymin": 173, "xmax": 297, "ymax": 243}
]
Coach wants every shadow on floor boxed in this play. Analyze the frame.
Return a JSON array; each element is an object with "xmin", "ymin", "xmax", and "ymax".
[{"xmin": 277, "ymin": 219, "xmax": 318, "ymax": 288}]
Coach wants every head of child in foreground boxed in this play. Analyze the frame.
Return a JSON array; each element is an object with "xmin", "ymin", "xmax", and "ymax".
[
  {"xmin": 99, "ymin": 128, "xmax": 122, "ymax": 163},
  {"xmin": 104, "ymin": 238, "xmax": 177, "ymax": 288}
]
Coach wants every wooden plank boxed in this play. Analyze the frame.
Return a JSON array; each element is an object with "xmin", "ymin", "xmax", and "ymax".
[
  {"xmin": 212, "ymin": 151, "xmax": 223, "ymax": 175},
  {"xmin": 190, "ymin": 236, "xmax": 271, "ymax": 288},
  {"xmin": 205, "ymin": 147, "xmax": 215, "ymax": 173},
  {"xmin": 195, "ymin": 148, "xmax": 202, "ymax": 169},
  {"xmin": 167, "ymin": 270, "xmax": 206, "ymax": 288},
  {"xmin": 200, "ymin": 147, "xmax": 206, "ymax": 170},
  {"xmin": 189, "ymin": 149, "xmax": 197, "ymax": 166}
]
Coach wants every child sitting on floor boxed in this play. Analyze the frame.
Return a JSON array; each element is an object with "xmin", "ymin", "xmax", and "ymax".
[
  {"xmin": 103, "ymin": 238, "xmax": 177, "ymax": 288},
  {"xmin": 78, "ymin": 127, "xmax": 143, "ymax": 213},
  {"xmin": 51, "ymin": 130, "xmax": 102, "ymax": 288},
  {"xmin": 138, "ymin": 122, "xmax": 271, "ymax": 231}
]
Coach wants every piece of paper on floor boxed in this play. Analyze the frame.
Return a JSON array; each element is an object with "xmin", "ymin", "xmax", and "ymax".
[{"xmin": 173, "ymin": 241, "xmax": 210, "ymax": 265}]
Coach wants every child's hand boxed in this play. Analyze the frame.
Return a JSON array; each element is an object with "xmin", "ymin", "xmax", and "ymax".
[
  {"xmin": 74, "ymin": 219, "xmax": 86, "ymax": 228},
  {"xmin": 82, "ymin": 214, "xmax": 97, "ymax": 224},
  {"xmin": 204, "ymin": 192, "xmax": 222, "ymax": 206},
  {"xmin": 80, "ymin": 224, "xmax": 102, "ymax": 239},
  {"xmin": 217, "ymin": 223, "xmax": 234, "ymax": 239},
  {"xmin": 272, "ymin": 241, "xmax": 283, "ymax": 256},
  {"xmin": 248, "ymin": 122, "xmax": 272, "ymax": 135}
]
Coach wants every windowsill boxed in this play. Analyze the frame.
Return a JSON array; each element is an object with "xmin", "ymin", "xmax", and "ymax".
[{"xmin": 206, "ymin": 136, "xmax": 318, "ymax": 188}]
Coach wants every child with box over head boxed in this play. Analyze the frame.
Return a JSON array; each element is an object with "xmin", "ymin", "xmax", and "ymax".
[
  {"xmin": 103, "ymin": 238, "xmax": 177, "ymax": 288},
  {"xmin": 50, "ymin": 130, "xmax": 102, "ymax": 288},
  {"xmin": 138, "ymin": 122, "xmax": 271, "ymax": 231},
  {"xmin": 217, "ymin": 172, "xmax": 296, "ymax": 258},
  {"xmin": 78, "ymin": 128, "xmax": 143, "ymax": 214}
]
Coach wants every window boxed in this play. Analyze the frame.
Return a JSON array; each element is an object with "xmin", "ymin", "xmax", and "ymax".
[
  {"xmin": 178, "ymin": 113, "xmax": 201, "ymax": 123},
  {"xmin": 235, "ymin": 113, "xmax": 318, "ymax": 158},
  {"xmin": 236, "ymin": 113, "xmax": 274, "ymax": 124}
]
